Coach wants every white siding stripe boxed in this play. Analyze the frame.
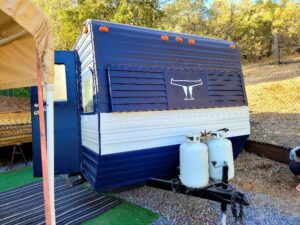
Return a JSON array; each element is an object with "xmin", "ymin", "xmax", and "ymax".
[
  {"xmin": 100, "ymin": 106, "xmax": 250, "ymax": 155},
  {"xmin": 81, "ymin": 114, "xmax": 99, "ymax": 154}
]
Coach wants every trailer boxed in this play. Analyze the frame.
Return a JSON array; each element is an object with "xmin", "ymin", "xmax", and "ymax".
[{"xmin": 31, "ymin": 20, "xmax": 250, "ymax": 193}]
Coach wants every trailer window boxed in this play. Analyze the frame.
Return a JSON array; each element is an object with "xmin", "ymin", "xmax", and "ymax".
[
  {"xmin": 43, "ymin": 64, "xmax": 67, "ymax": 102},
  {"xmin": 82, "ymin": 76, "xmax": 94, "ymax": 113}
]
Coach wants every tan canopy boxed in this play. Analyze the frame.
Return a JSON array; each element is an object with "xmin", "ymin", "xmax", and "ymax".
[{"xmin": 0, "ymin": 0, "xmax": 54, "ymax": 90}]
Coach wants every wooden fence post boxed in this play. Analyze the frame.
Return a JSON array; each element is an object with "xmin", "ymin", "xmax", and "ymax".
[{"xmin": 273, "ymin": 32, "xmax": 280, "ymax": 65}]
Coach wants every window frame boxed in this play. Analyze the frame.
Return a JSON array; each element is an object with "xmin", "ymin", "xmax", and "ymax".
[
  {"xmin": 81, "ymin": 75, "xmax": 95, "ymax": 114},
  {"xmin": 43, "ymin": 64, "xmax": 68, "ymax": 103}
]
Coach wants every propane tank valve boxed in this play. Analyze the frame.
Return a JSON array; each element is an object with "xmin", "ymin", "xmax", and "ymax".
[
  {"xmin": 211, "ymin": 161, "xmax": 217, "ymax": 167},
  {"xmin": 211, "ymin": 161, "xmax": 228, "ymax": 168}
]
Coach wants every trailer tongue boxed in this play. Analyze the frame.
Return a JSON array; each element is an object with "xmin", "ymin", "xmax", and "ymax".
[{"xmin": 146, "ymin": 163, "xmax": 249, "ymax": 225}]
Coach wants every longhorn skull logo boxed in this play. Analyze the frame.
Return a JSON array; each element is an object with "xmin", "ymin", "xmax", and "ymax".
[{"xmin": 170, "ymin": 78, "xmax": 203, "ymax": 100}]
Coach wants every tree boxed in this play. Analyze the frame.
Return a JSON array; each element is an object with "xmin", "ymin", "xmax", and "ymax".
[
  {"xmin": 34, "ymin": 0, "xmax": 163, "ymax": 49},
  {"xmin": 32, "ymin": 0, "xmax": 76, "ymax": 49},
  {"xmin": 32, "ymin": 0, "xmax": 300, "ymax": 61},
  {"xmin": 55, "ymin": 0, "xmax": 116, "ymax": 49},
  {"xmin": 272, "ymin": 0, "xmax": 300, "ymax": 55},
  {"xmin": 233, "ymin": 0, "xmax": 277, "ymax": 60},
  {"xmin": 205, "ymin": 0, "xmax": 238, "ymax": 40},
  {"xmin": 112, "ymin": 0, "xmax": 163, "ymax": 28},
  {"xmin": 159, "ymin": 0, "xmax": 207, "ymax": 35}
]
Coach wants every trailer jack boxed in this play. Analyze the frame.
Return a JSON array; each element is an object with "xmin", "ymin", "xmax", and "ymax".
[{"xmin": 146, "ymin": 165, "xmax": 249, "ymax": 225}]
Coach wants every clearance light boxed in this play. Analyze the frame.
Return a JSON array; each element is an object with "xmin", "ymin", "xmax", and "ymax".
[
  {"xmin": 175, "ymin": 37, "xmax": 183, "ymax": 43},
  {"xmin": 82, "ymin": 25, "xmax": 88, "ymax": 34},
  {"xmin": 230, "ymin": 44, "xmax": 236, "ymax": 49},
  {"xmin": 161, "ymin": 35, "xmax": 169, "ymax": 41},
  {"xmin": 188, "ymin": 39, "xmax": 195, "ymax": 45},
  {"xmin": 99, "ymin": 26, "xmax": 109, "ymax": 33}
]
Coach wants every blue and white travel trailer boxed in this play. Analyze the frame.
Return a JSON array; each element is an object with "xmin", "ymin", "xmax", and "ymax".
[{"xmin": 31, "ymin": 20, "xmax": 250, "ymax": 192}]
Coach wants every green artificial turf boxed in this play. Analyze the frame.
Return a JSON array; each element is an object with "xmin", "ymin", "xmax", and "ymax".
[
  {"xmin": 0, "ymin": 167, "xmax": 159, "ymax": 225},
  {"xmin": 0, "ymin": 167, "xmax": 41, "ymax": 192},
  {"xmin": 83, "ymin": 200, "xmax": 159, "ymax": 225}
]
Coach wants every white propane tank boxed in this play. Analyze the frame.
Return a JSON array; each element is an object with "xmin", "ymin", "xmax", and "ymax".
[
  {"xmin": 207, "ymin": 131, "xmax": 234, "ymax": 181},
  {"xmin": 180, "ymin": 134, "xmax": 209, "ymax": 188}
]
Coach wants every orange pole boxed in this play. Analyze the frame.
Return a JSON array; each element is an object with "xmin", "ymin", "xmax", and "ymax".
[{"xmin": 37, "ymin": 56, "xmax": 52, "ymax": 225}]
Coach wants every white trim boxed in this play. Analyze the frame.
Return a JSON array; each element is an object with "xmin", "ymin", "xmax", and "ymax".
[
  {"xmin": 81, "ymin": 114, "xmax": 99, "ymax": 154},
  {"xmin": 100, "ymin": 106, "xmax": 250, "ymax": 155},
  {"xmin": 45, "ymin": 84, "xmax": 56, "ymax": 225}
]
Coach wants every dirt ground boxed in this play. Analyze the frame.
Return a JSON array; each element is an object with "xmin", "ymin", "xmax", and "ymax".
[
  {"xmin": 232, "ymin": 151, "xmax": 300, "ymax": 216},
  {"xmin": 242, "ymin": 56, "xmax": 300, "ymax": 148}
]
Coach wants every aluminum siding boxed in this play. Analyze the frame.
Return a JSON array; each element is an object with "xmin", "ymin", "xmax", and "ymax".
[
  {"xmin": 75, "ymin": 23, "xmax": 99, "ymax": 187},
  {"xmin": 90, "ymin": 20, "xmax": 247, "ymax": 113},
  {"xmin": 93, "ymin": 135, "xmax": 248, "ymax": 191}
]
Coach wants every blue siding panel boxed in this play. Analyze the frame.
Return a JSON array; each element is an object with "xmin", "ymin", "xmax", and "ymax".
[
  {"xmin": 111, "ymin": 91, "xmax": 167, "ymax": 98},
  {"xmin": 111, "ymin": 97, "xmax": 167, "ymax": 104},
  {"xmin": 111, "ymin": 84, "xmax": 166, "ymax": 91},
  {"xmin": 92, "ymin": 21, "xmax": 241, "ymax": 71},
  {"xmin": 76, "ymin": 20, "xmax": 247, "ymax": 112},
  {"xmin": 230, "ymin": 135, "xmax": 250, "ymax": 159},
  {"xmin": 108, "ymin": 70, "xmax": 168, "ymax": 112},
  {"xmin": 94, "ymin": 145, "xmax": 179, "ymax": 191},
  {"xmin": 110, "ymin": 77, "xmax": 166, "ymax": 85},
  {"xmin": 110, "ymin": 70, "xmax": 165, "ymax": 79},
  {"xmin": 207, "ymin": 86, "xmax": 243, "ymax": 91},
  {"xmin": 93, "ymin": 135, "xmax": 249, "ymax": 191},
  {"xmin": 81, "ymin": 147, "xmax": 99, "ymax": 187}
]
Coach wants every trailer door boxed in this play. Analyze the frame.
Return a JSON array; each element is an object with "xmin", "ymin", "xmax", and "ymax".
[{"xmin": 31, "ymin": 51, "xmax": 80, "ymax": 176}]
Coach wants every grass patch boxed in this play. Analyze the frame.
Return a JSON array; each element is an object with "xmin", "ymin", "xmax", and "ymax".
[
  {"xmin": 0, "ymin": 167, "xmax": 159, "ymax": 225},
  {"xmin": 0, "ymin": 167, "xmax": 41, "ymax": 192}
]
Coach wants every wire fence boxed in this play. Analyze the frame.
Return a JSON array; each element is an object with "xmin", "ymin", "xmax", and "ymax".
[
  {"xmin": 243, "ymin": 55, "xmax": 300, "ymax": 148},
  {"xmin": 0, "ymin": 55, "xmax": 298, "ymax": 149}
]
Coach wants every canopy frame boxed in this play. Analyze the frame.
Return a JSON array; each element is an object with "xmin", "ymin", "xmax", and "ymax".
[{"xmin": 0, "ymin": 1, "xmax": 55, "ymax": 224}]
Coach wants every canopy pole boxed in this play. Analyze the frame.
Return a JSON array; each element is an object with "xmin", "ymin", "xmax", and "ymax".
[
  {"xmin": 46, "ymin": 84, "xmax": 56, "ymax": 225},
  {"xmin": 37, "ymin": 56, "xmax": 52, "ymax": 225}
]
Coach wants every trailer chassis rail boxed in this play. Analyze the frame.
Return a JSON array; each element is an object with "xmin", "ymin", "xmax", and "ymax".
[{"xmin": 146, "ymin": 165, "xmax": 250, "ymax": 225}]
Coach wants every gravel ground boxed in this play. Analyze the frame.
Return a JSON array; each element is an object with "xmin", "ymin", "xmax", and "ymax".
[
  {"xmin": 116, "ymin": 152, "xmax": 300, "ymax": 225},
  {"xmin": 117, "ymin": 186, "xmax": 299, "ymax": 225},
  {"xmin": 248, "ymin": 113, "xmax": 300, "ymax": 148}
]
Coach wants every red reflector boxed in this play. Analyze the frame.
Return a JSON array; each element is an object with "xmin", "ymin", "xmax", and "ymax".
[
  {"xmin": 230, "ymin": 44, "xmax": 236, "ymax": 49},
  {"xmin": 188, "ymin": 39, "xmax": 195, "ymax": 45},
  {"xmin": 161, "ymin": 35, "xmax": 169, "ymax": 41},
  {"xmin": 99, "ymin": 26, "xmax": 109, "ymax": 33},
  {"xmin": 175, "ymin": 37, "xmax": 183, "ymax": 43},
  {"xmin": 82, "ymin": 25, "xmax": 88, "ymax": 34}
]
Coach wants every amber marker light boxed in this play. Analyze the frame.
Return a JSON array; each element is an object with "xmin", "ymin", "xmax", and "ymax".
[
  {"xmin": 161, "ymin": 35, "xmax": 169, "ymax": 41},
  {"xmin": 99, "ymin": 26, "xmax": 109, "ymax": 33},
  {"xmin": 188, "ymin": 39, "xmax": 195, "ymax": 45},
  {"xmin": 230, "ymin": 44, "xmax": 236, "ymax": 49},
  {"xmin": 82, "ymin": 25, "xmax": 88, "ymax": 34},
  {"xmin": 175, "ymin": 37, "xmax": 183, "ymax": 43}
]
